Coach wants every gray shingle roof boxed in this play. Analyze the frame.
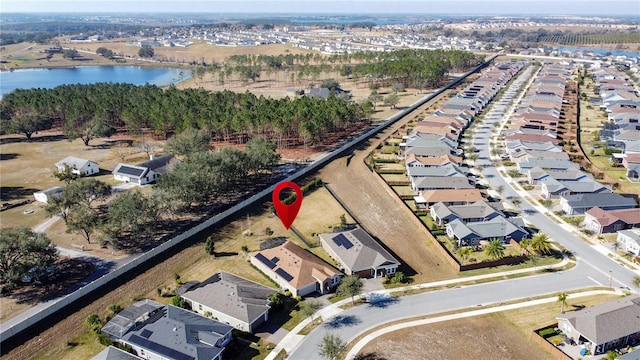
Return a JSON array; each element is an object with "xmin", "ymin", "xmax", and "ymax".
[
  {"xmin": 181, "ymin": 272, "xmax": 274, "ymax": 324},
  {"xmin": 446, "ymin": 216, "xmax": 528, "ymax": 240},
  {"xmin": 92, "ymin": 346, "xmax": 140, "ymax": 360},
  {"xmin": 559, "ymin": 295, "xmax": 640, "ymax": 345},
  {"xmin": 319, "ymin": 228, "xmax": 400, "ymax": 273},
  {"xmin": 561, "ymin": 193, "xmax": 638, "ymax": 209},
  {"xmin": 413, "ymin": 176, "xmax": 474, "ymax": 190},
  {"xmin": 138, "ymin": 154, "xmax": 175, "ymax": 174},
  {"xmin": 120, "ymin": 305, "xmax": 233, "ymax": 360},
  {"xmin": 408, "ymin": 164, "xmax": 467, "ymax": 178}
]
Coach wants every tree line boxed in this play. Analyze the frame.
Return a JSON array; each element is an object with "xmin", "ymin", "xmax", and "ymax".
[
  {"xmin": 198, "ymin": 49, "xmax": 482, "ymax": 89},
  {"xmin": 0, "ymin": 82, "xmax": 368, "ymax": 147}
]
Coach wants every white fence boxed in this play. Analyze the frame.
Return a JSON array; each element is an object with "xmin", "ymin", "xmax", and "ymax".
[{"xmin": 0, "ymin": 55, "xmax": 496, "ymax": 345}]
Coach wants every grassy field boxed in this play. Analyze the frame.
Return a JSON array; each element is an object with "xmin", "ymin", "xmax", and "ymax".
[
  {"xmin": 358, "ymin": 293, "xmax": 621, "ymax": 360},
  {"xmin": 578, "ymin": 74, "xmax": 640, "ymax": 195}
]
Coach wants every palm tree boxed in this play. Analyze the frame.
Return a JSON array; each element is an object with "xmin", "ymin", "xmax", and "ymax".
[
  {"xmin": 484, "ymin": 238, "xmax": 505, "ymax": 261},
  {"xmin": 267, "ymin": 292, "xmax": 284, "ymax": 309},
  {"xmin": 557, "ymin": 292, "xmax": 569, "ymax": 314},
  {"xmin": 458, "ymin": 247, "xmax": 473, "ymax": 264},
  {"xmin": 519, "ymin": 238, "xmax": 531, "ymax": 255},
  {"xmin": 530, "ymin": 233, "xmax": 552, "ymax": 255}
]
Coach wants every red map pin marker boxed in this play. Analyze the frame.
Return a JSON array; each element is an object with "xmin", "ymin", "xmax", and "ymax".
[{"xmin": 272, "ymin": 181, "xmax": 303, "ymax": 230}]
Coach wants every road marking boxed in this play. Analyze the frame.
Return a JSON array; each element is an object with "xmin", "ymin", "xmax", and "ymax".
[{"xmin": 587, "ymin": 276, "xmax": 602, "ymax": 286}]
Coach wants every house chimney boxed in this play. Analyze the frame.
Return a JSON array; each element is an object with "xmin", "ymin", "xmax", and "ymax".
[{"xmin": 150, "ymin": 154, "xmax": 155, "ymax": 160}]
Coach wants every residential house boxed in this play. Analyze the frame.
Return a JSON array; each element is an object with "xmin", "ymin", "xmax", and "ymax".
[
  {"xmin": 429, "ymin": 201, "xmax": 503, "ymax": 226},
  {"xmin": 113, "ymin": 154, "xmax": 174, "ymax": 186},
  {"xmin": 411, "ymin": 176, "xmax": 475, "ymax": 193},
  {"xmin": 179, "ymin": 272, "xmax": 274, "ymax": 333},
  {"xmin": 539, "ymin": 176, "xmax": 611, "ymax": 199},
  {"xmin": 319, "ymin": 227, "xmax": 400, "ymax": 278},
  {"xmin": 560, "ymin": 193, "xmax": 638, "ymax": 215},
  {"xmin": 517, "ymin": 158, "xmax": 580, "ymax": 174},
  {"xmin": 527, "ymin": 167, "xmax": 590, "ymax": 185},
  {"xmin": 119, "ymin": 305, "xmax": 233, "ymax": 360},
  {"xmin": 414, "ymin": 189, "xmax": 486, "ymax": 208},
  {"xmin": 33, "ymin": 186, "xmax": 64, "ymax": 204},
  {"xmin": 404, "ymin": 154, "xmax": 463, "ymax": 169},
  {"xmin": 92, "ymin": 346, "xmax": 140, "ymax": 360},
  {"xmin": 250, "ymin": 240, "xmax": 341, "ymax": 297},
  {"xmin": 102, "ymin": 299, "xmax": 165, "ymax": 340},
  {"xmin": 617, "ymin": 229, "xmax": 640, "ymax": 256},
  {"xmin": 445, "ymin": 216, "xmax": 529, "ymax": 247},
  {"xmin": 584, "ymin": 207, "xmax": 640, "ymax": 234},
  {"xmin": 627, "ymin": 163, "xmax": 640, "ymax": 182},
  {"xmin": 557, "ymin": 295, "xmax": 640, "ymax": 355},
  {"xmin": 55, "ymin": 156, "xmax": 99, "ymax": 176}
]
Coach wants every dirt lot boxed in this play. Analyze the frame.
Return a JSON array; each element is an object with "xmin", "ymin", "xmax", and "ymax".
[
  {"xmin": 360, "ymin": 315, "xmax": 552, "ymax": 360},
  {"xmin": 358, "ymin": 293, "xmax": 620, "ymax": 360},
  {"xmin": 317, "ymin": 90, "xmax": 458, "ymax": 284}
]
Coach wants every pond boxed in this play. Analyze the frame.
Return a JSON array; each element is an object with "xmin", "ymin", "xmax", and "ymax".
[{"xmin": 0, "ymin": 66, "xmax": 190, "ymax": 96}]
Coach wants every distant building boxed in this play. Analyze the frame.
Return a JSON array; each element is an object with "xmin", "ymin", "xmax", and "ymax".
[
  {"xmin": 55, "ymin": 156, "xmax": 99, "ymax": 176},
  {"xmin": 33, "ymin": 186, "xmax": 64, "ymax": 204}
]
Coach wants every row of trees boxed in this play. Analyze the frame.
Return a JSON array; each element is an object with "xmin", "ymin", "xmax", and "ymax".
[
  {"xmin": 0, "ymin": 82, "xmax": 368, "ymax": 147},
  {"xmin": 213, "ymin": 49, "xmax": 482, "ymax": 89}
]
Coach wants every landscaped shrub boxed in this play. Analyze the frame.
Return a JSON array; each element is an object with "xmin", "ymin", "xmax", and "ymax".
[
  {"xmin": 604, "ymin": 148, "xmax": 622, "ymax": 155},
  {"xmin": 431, "ymin": 230, "xmax": 446, "ymax": 236},
  {"xmin": 539, "ymin": 328, "xmax": 557, "ymax": 337}
]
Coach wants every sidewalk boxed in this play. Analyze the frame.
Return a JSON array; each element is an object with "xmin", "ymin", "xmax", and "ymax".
[{"xmin": 264, "ymin": 256, "xmax": 571, "ymax": 360}]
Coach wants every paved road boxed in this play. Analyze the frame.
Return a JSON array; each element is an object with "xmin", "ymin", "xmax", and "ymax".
[
  {"xmin": 285, "ymin": 61, "xmax": 640, "ymax": 360},
  {"xmin": 471, "ymin": 64, "xmax": 639, "ymax": 289}
]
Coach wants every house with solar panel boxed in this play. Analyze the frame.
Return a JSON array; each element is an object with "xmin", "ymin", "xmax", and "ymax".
[
  {"xmin": 112, "ymin": 154, "xmax": 174, "ymax": 186},
  {"xmin": 118, "ymin": 305, "xmax": 233, "ymax": 360},
  {"xmin": 178, "ymin": 272, "xmax": 275, "ymax": 333},
  {"xmin": 318, "ymin": 227, "xmax": 400, "ymax": 278},
  {"xmin": 250, "ymin": 240, "xmax": 342, "ymax": 297}
]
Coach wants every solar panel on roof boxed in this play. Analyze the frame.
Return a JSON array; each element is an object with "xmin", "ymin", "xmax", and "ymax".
[
  {"xmin": 128, "ymin": 334, "xmax": 194, "ymax": 360},
  {"xmin": 333, "ymin": 234, "xmax": 353, "ymax": 249},
  {"xmin": 117, "ymin": 165, "xmax": 145, "ymax": 177},
  {"xmin": 140, "ymin": 329, "xmax": 153, "ymax": 339},
  {"xmin": 271, "ymin": 256, "xmax": 280, "ymax": 264},
  {"xmin": 254, "ymin": 253, "xmax": 276, "ymax": 269},
  {"xmin": 275, "ymin": 268, "xmax": 294, "ymax": 282}
]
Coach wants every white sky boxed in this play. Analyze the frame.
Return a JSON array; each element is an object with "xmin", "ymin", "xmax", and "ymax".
[{"xmin": 0, "ymin": 0, "xmax": 638, "ymax": 15}]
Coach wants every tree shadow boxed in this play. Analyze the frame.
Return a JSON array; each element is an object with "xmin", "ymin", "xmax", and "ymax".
[
  {"xmin": 0, "ymin": 153, "xmax": 19, "ymax": 161},
  {"xmin": 323, "ymin": 314, "xmax": 361, "ymax": 329},
  {"xmin": 213, "ymin": 251, "xmax": 238, "ymax": 257},
  {"xmin": 0, "ymin": 134, "xmax": 66, "ymax": 145},
  {"xmin": 367, "ymin": 293, "xmax": 400, "ymax": 308},
  {"xmin": 0, "ymin": 186, "xmax": 41, "ymax": 201},
  {"xmin": 354, "ymin": 352, "xmax": 389, "ymax": 360}
]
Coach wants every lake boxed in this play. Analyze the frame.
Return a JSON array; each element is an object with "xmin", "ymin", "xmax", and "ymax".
[{"xmin": 0, "ymin": 66, "xmax": 190, "ymax": 96}]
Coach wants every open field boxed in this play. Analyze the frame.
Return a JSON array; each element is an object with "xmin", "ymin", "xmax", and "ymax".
[{"xmin": 358, "ymin": 293, "xmax": 621, "ymax": 360}]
